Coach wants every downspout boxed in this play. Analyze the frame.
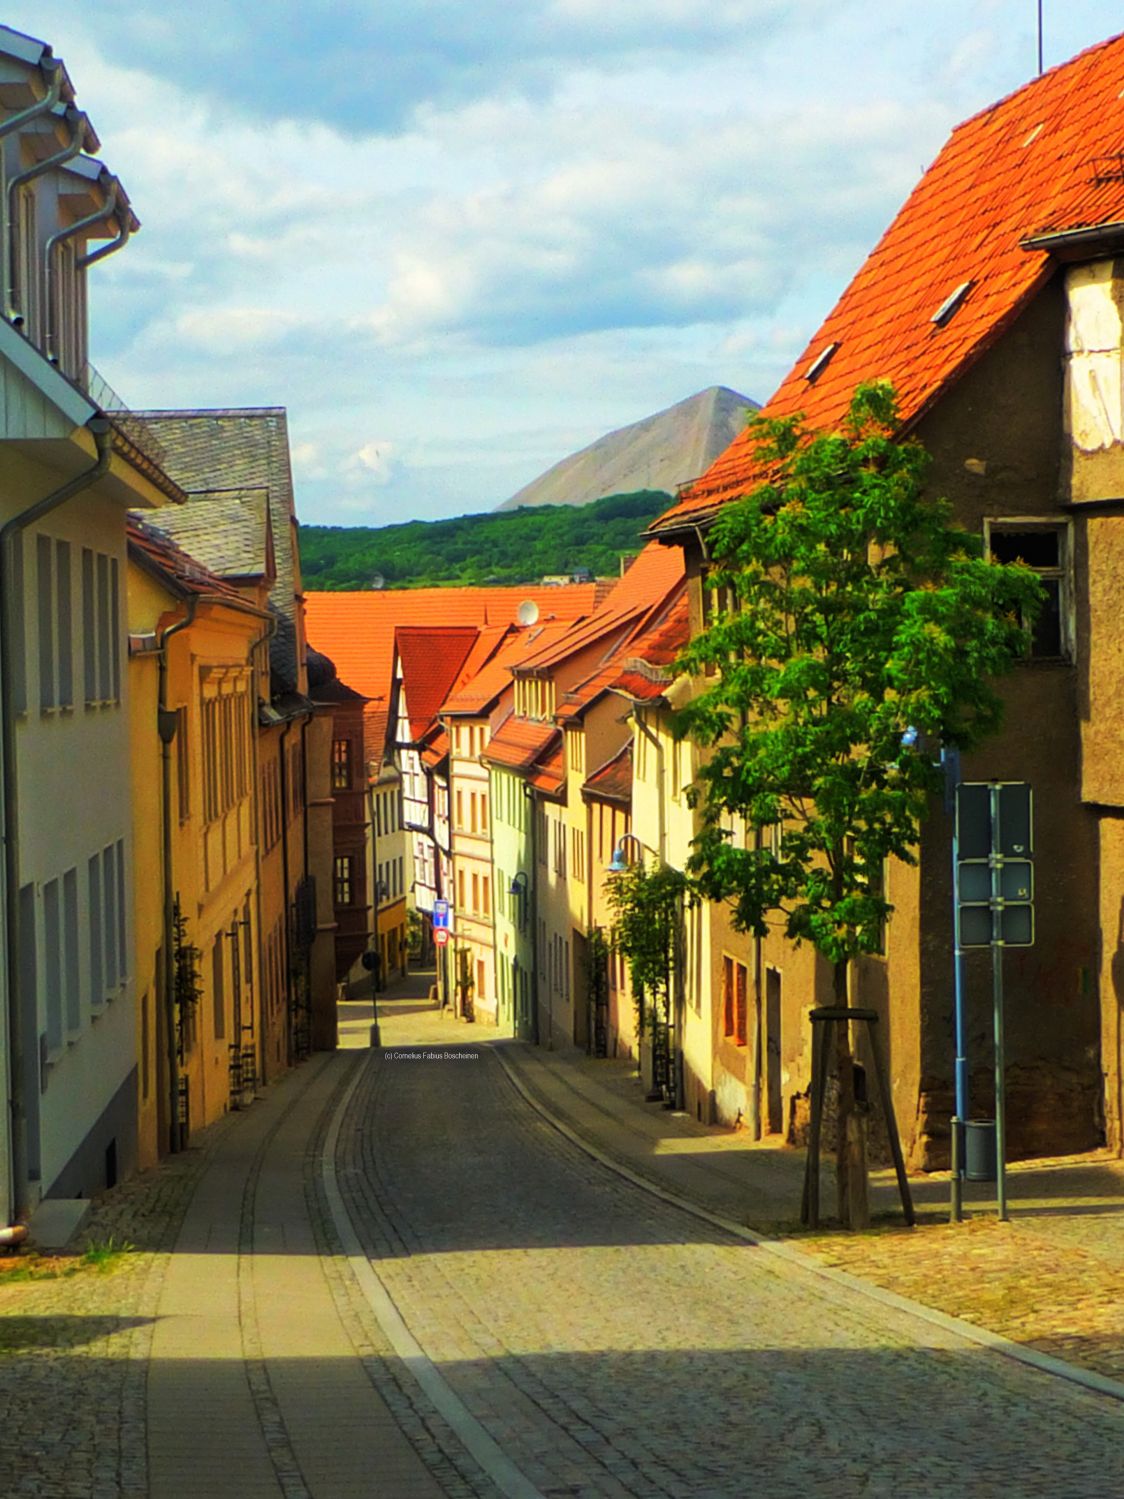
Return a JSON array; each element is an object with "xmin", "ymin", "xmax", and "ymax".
[
  {"xmin": 7, "ymin": 109, "xmax": 88, "ymax": 319},
  {"xmin": 750, "ymin": 823, "xmax": 763, "ymax": 1140},
  {"xmin": 43, "ymin": 179, "xmax": 119, "ymax": 365},
  {"xmin": 525, "ymin": 782, "xmax": 540, "ymax": 1046},
  {"xmin": 77, "ymin": 217, "xmax": 133, "ymax": 273},
  {"xmin": 0, "ymin": 58, "xmax": 64, "ymax": 312},
  {"xmin": 278, "ymin": 718, "xmax": 294, "ymax": 1066},
  {"xmin": 249, "ymin": 614, "xmax": 276, "ymax": 1086},
  {"xmin": 1, "ymin": 417, "xmax": 112, "ymax": 1222},
  {"xmin": 157, "ymin": 595, "xmax": 200, "ymax": 1155}
]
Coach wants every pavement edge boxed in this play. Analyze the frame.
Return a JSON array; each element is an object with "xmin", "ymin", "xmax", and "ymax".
[{"xmin": 494, "ymin": 1045, "xmax": 1124, "ymax": 1410}]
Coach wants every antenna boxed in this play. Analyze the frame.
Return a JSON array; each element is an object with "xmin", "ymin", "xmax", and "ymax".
[
  {"xmin": 1037, "ymin": 0, "xmax": 1043, "ymax": 76},
  {"xmin": 517, "ymin": 599, "xmax": 540, "ymax": 626}
]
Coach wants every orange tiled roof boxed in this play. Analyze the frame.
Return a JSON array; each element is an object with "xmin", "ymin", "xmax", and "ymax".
[
  {"xmin": 442, "ymin": 621, "xmax": 572, "ymax": 716},
  {"xmin": 651, "ymin": 32, "xmax": 1124, "ymax": 533},
  {"xmin": 483, "ymin": 714, "xmax": 558, "ymax": 772},
  {"xmin": 557, "ymin": 581, "xmax": 688, "ymax": 722},
  {"xmin": 420, "ymin": 725, "xmax": 450, "ymax": 769},
  {"xmin": 304, "ymin": 583, "xmax": 599, "ymax": 759},
  {"xmin": 528, "ymin": 738, "xmax": 565, "ymax": 797},
  {"xmin": 583, "ymin": 740, "xmax": 633, "ymax": 805},
  {"xmin": 396, "ymin": 626, "xmax": 479, "ymax": 742},
  {"xmin": 609, "ymin": 592, "xmax": 691, "ymax": 702}
]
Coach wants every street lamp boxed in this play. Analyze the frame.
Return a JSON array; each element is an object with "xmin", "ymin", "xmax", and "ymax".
[
  {"xmin": 607, "ymin": 832, "xmax": 647, "ymax": 872},
  {"xmin": 508, "ymin": 870, "xmax": 529, "ymax": 931}
]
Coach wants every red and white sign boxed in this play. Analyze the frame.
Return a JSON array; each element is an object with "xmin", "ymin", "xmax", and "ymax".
[{"xmin": 434, "ymin": 928, "xmax": 449, "ymax": 947}]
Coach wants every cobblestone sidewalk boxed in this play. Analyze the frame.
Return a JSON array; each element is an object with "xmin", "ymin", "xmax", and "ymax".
[{"xmin": 481, "ymin": 1024, "xmax": 1124, "ymax": 1393}]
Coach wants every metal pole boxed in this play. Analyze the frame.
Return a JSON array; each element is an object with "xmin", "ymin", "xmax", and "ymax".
[
  {"xmin": 989, "ymin": 783, "xmax": 1008, "ymax": 1221},
  {"xmin": 945, "ymin": 748, "xmax": 966, "ymax": 1223},
  {"xmin": 1037, "ymin": 0, "xmax": 1044, "ymax": 76}
]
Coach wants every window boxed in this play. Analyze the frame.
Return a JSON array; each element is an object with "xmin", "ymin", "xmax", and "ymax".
[
  {"xmin": 44, "ymin": 879, "xmax": 62, "ymax": 1054},
  {"xmin": 89, "ymin": 854, "xmax": 103, "ymax": 1008},
  {"xmin": 56, "ymin": 540, "xmax": 72, "ymax": 708},
  {"xmin": 212, "ymin": 937, "xmax": 225, "ymax": 1040},
  {"xmin": 37, "ymin": 536, "xmax": 54, "ymax": 710},
  {"xmin": 202, "ymin": 680, "xmax": 252, "ymax": 825},
  {"xmin": 334, "ymin": 855, "xmax": 354, "ymax": 906},
  {"xmin": 482, "ymin": 874, "xmax": 491, "ymax": 917},
  {"xmin": 722, "ymin": 955, "xmax": 748, "ymax": 1045},
  {"xmin": 177, "ymin": 708, "xmax": 191, "ymax": 820},
  {"xmin": 987, "ymin": 522, "xmax": 1069, "ymax": 660},
  {"xmin": 332, "ymin": 737, "xmax": 352, "ymax": 790},
  {"xmin": 81, "ymin": 549, "xmax": 121, "ymax": 707},
  {"xmin": 63, "ymin": 868, "xmax": 79, "ymax": 1034}
]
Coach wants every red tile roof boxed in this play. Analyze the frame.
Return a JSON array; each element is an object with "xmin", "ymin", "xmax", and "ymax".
[
  {"xmin": 442, "ymin": 621, "xmax": 573, "ymax": 716},
  {"xmin": 608, "ymin": 593, "xmax": 691, "ymax": 702},
  {"xmin": 528, "ymin": 738, "xmax": 565, "ymax": 797},
  {"xmin": 651, "ymin": 32, "xmax": 1124, "ymax": 532},
  {"xmin": 420, "ymin": 725, "xmax": 450, "ymax": 769},
  {"xmin": 304, "ymin": 583, "xmax": 599, "ymax": 759},
  {"xmin": 396, "ymin": 626, "xmax": 479, "ymax": 742},
  {"xmin": 482, "ymin": 714, "xmax": 559, "ymax": 772},
  {"xmin": 558, "ymin": 583, "xmax": 688, "ymax": 721},
  {"xmin": 583, "ymin": 740, "xmax": 633, "ymax": 805}
]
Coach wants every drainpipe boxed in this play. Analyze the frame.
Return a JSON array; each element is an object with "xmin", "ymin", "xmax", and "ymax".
[
  {"xmin": 750, "ymin": 822, "xmax": 763, "ymax": 1140},
  {"xmin": 249, "ymin": 615, "xmax": 276, "ymax": 1086},
  {"xmin": 77, "ymin": 216, "xmax": 133, "ymax": 273},
  {"xmin": 43, "ymin": 178, "xmax": 119, "ymax": 365},
  {"xmin": 278, "ymin": 717, "xmax": 294, "ymax": 1066},
  {"xmin": 156, "ymin": 595, "xmax": 199, "ymax": 1155},
  {"xmin": 0, "ymin": 417, "xmax": 112, "ymax": 1223},
  {"xmin": 0, "ymin": 58, "xmax": 64, "ymax": 310},
  {"xmin": 524, "ymin": 782, "xmax": 540, "ymax": 1045},
  {"xmin": 7, "ymin": 109, "xmax": 88, "ymax": 320}
]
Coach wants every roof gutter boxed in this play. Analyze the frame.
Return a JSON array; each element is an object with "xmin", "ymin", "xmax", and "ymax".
[
  {"xmin": 6, "ymin": 109, "xmax": 88, "ymax": 321},
  {"xmin": 1, "ymin": 416, "xmax": 112, "ymax": 1223}
]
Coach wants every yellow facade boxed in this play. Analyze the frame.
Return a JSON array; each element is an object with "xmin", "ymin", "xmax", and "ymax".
[{"xmin": 127, "ymin": 549, "xmax": 269, "ymax": 1164}]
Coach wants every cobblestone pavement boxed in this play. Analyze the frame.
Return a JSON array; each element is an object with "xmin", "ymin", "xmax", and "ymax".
[
  {"xmin": 3, "ymin": 964, "xmax": 1123, "ymax": 1498},
  {"xmin": 357, "ymin": 992, "xmax": 1124, "ymax": 1497}
]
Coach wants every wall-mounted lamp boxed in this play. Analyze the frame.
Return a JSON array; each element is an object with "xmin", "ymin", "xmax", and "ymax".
[
  {"xmin": 607, "ymin": 832, "xmax": 646, "ymax": 873},
  {"xmin": 508, "ymin": 870, "xmax": 529, "ymax": 931}
]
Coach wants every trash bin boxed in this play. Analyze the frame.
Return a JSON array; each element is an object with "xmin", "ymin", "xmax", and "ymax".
[{"xmin": 964, "ymin": 1118, "xmax": 997, "ymax": 1182}]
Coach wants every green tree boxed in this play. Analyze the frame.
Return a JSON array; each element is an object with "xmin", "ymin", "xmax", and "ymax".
[{"xmin": 675, "ymin": 383, "xmax": 1044, "ymax": 1227}]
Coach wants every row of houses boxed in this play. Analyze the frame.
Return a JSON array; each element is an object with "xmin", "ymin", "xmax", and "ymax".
[
  {"xmin": 0, "ymin": 26, "xmax": 348, "ymax": 1230},
  {"xmin": 308, "ymin": 34, "xmax": 1124, "ymax": 1171}
]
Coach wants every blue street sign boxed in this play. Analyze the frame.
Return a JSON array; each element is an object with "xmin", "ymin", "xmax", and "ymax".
[{"xmin": 432, "ymin": 899, "xmax": 451, "ymax": 931}]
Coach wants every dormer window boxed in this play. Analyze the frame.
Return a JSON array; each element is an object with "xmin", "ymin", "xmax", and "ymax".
[
  {"xmin": 804, "ymin": 341, "xmax": 839, "ymax": 382},
  {"xmin": 932, "ymin": 281, "xmax": 973, "ymax": 327}
]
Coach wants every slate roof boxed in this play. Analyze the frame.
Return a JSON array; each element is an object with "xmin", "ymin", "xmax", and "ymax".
[
  {"xmin": 583, "ymin": 740, "xmax": 633, "ymax": 805},
  {"xmin": 305, "ymin": 583, "xmax": 600, "ymax": 763},
  {"xmin": 126, "ymin": 515, "xmax": 259, "ymax": 612},
  {"xmin": 650, "ymin": 31, "xmax": 1124, "ymax": 534},
  {"xmin": 130, "ymin": 409, "xmax": 303, "ymax": 690},
  {"xmin": 136, "ymin": 488, "xmax": 272, "ymax": 581}
]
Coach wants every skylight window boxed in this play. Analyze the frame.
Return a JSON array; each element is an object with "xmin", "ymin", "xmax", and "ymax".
[
  {"xmin": 804, "ymin": 341, "xmax": 840, "ymax": 382},
  {"xmin": 1021, "ymin": 123, "xmax": 1043, "ymax": 147},
  {"xmin": 932, "ymin": 281, "xmax": 973, "ymax": 327}
]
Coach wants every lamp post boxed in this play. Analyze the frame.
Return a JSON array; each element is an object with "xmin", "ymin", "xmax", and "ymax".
[
  {"xmin": 606, "ymin": 833, "xmax": 678, "ymax": 1103},
  {"xmin": 607, "ymin": 832, "xmax": 647, "ymax": 873}
]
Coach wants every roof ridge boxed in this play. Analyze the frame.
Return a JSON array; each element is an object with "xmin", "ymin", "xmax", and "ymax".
[{"xmin": 951, "ymin": 27, "xmax": 1124, "ymax": 135}]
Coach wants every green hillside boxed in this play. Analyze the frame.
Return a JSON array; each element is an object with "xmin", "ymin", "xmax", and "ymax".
[{"xmin": 300, "ymin": 489, "xmax": 672, "ymax": 590}]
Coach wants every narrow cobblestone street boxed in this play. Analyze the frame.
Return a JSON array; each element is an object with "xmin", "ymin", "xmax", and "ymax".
[{"xmin": 2, "ymin": 976, "xmax": 1124, "ymax": 1497}]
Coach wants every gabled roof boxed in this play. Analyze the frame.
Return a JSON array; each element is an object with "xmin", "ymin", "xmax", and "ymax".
[
  {"xmin": 131, "ymin": 409, "xmax": 303, "ymax": 688},
  {"xmin": 396, "ymin": 627, "xmax": 479, "ymax": 742},
  {"xmin": 444, "ymin": 620, "xmax": 574, "ymax": 715},
  {"xmin": 651, "ymin": 31, "xmax": 1124, "ymax": 534},
  {"xmin": 305, "ymin": 583, "xmax": 599, "ymax": 760},
  {"xmin": 528, "ymin": 737, "xmax": 565, "ymax": 797},
  {"xmin": 557, "ymin": 580, "xmax": 688, "ymax": 722},
  {"xmin": 583, "ymin": 740, "xmax": 633, "ymax": 806}
]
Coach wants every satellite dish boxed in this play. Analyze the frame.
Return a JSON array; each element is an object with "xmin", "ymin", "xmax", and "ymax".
[{"xmin": 516, "ymin": 599, "xmax": 540, "ymax": 626}]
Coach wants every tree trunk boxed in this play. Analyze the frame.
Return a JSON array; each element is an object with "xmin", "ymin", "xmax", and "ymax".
[{"xmin": 834, "ymin": 956, "xmax": 870, "ymax": 1230}]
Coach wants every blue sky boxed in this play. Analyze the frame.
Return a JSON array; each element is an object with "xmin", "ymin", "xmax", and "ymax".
[{"xmin": 10, "ymin": 3, "xmax": 1120, "ymax": 524}]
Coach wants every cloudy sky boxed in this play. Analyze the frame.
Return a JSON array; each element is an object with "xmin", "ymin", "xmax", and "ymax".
[{"xmin": 9, "ymin": 3, "xmax": 1119, "ymax": 524}]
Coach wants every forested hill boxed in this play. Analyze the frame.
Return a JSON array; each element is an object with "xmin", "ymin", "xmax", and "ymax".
[{"xmin": 300, "ymin": 489, "xmax": 672, "ymax": 590}]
